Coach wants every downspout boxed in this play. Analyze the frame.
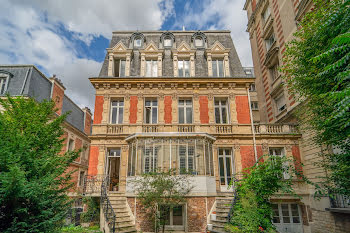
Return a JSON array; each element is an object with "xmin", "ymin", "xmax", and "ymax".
[
  {"xmin": 20, "ymin": 67, "xmax": 32, "ymax": 95},
  {"xmin": 247, "ymin": 87, "xmax": 258, "ymax": 162}
]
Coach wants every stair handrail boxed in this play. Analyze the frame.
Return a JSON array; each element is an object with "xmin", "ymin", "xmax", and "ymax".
[
  {"xmin": 101, "ymin": 176, "xmax": 116, "ymax": 233},
  {"xmin": 227, "ymin": 178, "xmax": 240, "ymax": 223}
]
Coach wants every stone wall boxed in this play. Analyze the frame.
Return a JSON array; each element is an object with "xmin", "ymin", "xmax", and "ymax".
[{"xmin": 311, "ymin": 210, "xmax": 350, "ymax": 233}]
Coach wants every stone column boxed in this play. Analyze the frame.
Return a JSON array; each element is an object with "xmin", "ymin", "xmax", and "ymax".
[
  {"xmin": 108, "ymin": 54, "xmax": 114, "ymax": 76},
  {"xmin": 190, "ymin": 54, "xmax": 195, "ymax": 77},
  {"xmin": 158, "ymin": 54, "xmax": 162, "ymax": 77},
  {"xmin": 224, "ymin": 54, "xmax": 230, "ymax": 77},
  {"xmin": 125, "ymin": 54, "xmax": 131, "ymax": 77},
  {"xmin": 173, "ymin": 54, "xmax": 178, "ymax": 77},
  {"xmin": 119, "ymin": 145, "xmax": 129, "ymax": 192}
]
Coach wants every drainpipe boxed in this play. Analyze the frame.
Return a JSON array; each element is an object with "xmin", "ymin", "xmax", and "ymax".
[{"xmin": 247, "ymin": 86, "xmax": 258, "ymax": 162}]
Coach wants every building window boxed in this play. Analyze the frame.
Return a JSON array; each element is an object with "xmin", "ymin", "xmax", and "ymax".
[
  {"xmin": 212, "ymin": 60, "xmax": 224, "ymax": 77},
  {"xmin": 110, "ymin": 100, "xmax": 124, "ymax": 124},
  {"xmin": 178, "ymin": 60, "xmax": 190, "ymax": 77},
  {"xmin": 145, "ymin": 99, "xmax": 158, "ymax": 124},
  {"xmin": 251, "ymin": 101, "xmax": 259, "ymax": 110},
  {"xmin": 178, "ymin": 99, "xmax": 193, "ymax": 124},
  {"xmin": 275, "ymin": 94, "xmax": 287, "ymax": 113},
  {"xmin": 79, "ymin": 171, "xmax": 85, "ymax": 186},
  {"xmin": 114, "ymin": 60, "xmax": 126, "ymax": 77},
  {"xmin": 146, "ymin": 60, "xmax": 158, "ymax": 77},
  {"xmin": 179, "ymin": 144, "xmax": 195, "ymax": 174},
  {"xmin": 68, "ymin": 139, "xmax": 75, "ymax": 151},
  {"xmin": 163, "ymin": 37, "xmax": 172, "ymax": 48},
  {"xmin": 265, "ymin": 33, "xmax": 276, "ymax": 51},
  {"xmin": 134, "ymin": 37, "xmax": 142, "ymax": 48},
  {"xmin": 249, "ymin": 83, "xmax": 256, "ymax": 92},
  {"xmin": 194, "ymin": 37, "xmax": 203, "ymax": 47},
  {"xmin": 0, "ymin": 76, "xmax": 8, "ymax": 94},
  {"xmin": 143, "ymin": 145, "xmax": 159, "ymax": 173},
  {"xmin": 272, "ymin": 203, "xmax": 302, "ymax": 232},
  {"xmin": 269, "ymin": 148, "xmax": 289, "ymax": 179},
  {"xmin": 160, "ymin": 205, "xmax": 184, "ymax": 227},
  {"xmin": 270, "ymin": 63, "xmax": 279, "ymax": 81},
  {"xmin": 262, "ymin": 7, "xmax": 271, "ymax": 24},
  {"xmin": 215, "ymin": 98, "xmax": 229, "ymax": 124}
]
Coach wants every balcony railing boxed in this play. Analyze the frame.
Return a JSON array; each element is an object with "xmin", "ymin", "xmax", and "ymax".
[
  {"xmin": 83, "ymin": 175, "xmax": 106, "ymax": 195},
  {"xmin": 93, "ymin": 123, "xmax": 299, "ymax": 136},
  {"xmin": 330, "ymin": 194, "xmax": 350, "ymax": 209}
]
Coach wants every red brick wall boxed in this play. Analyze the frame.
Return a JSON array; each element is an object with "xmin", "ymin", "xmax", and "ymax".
[
  {"xmin": 199, "ymin": 96, "xmax": 209, "ymax": 124},
  {"xmin": 252, "ymin": 0, "xmax": 256, "ymax": 11},
  {"xmin": 241, "ymin": 146, "xmax": 256, "ymax": 170},
  {"xmin": 88, "ymin": 146, "xmax": 99, "ymax": 176},
  {"xmin": 93, "ymin": 96, "xmax": 104, "ymax": 124},
  {"xmin": 60, "ymin": 131, "xmax": 68, "ymax": 154},
  {"xmin": 74, "ymin": 138, "xmax": 82, "ymax": 162},
  {"xmin": 292, "ymin": 145, "xmax": 303, "ymax": 177},
  {"xmin": 187, "ymin": 197, "xmax": 207, "ymax": 232},
  {"xmin": 256, "ymin": 145, "xmax": 264, "ymax": 163},
  {"xmin": 51, "ymin": 83, "xmax": 64, "ymax": 115},
  {"xmin": 235, "ymin": 96, "xmax": 251, "ymax": 124},
  {"xmin": 84, "ymin": 112, "xmax": 92, "ymax": 135},
  {"xmin": 129, "ymin": 96, "xmax": 138, "ymax": 124},
  {"xmin": 164, "ymin": 96, "xmax": 172, "ymax": 124}
]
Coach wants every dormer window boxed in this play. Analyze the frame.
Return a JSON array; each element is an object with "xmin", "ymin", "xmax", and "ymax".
[
  {"xmin": 195, "ymin": 37, "xmax": 203, "ymax": 47},
  {"xmin": 212, "ymin": 60, "xmax": 224, "ymax": 77},
  {"xmin": 134, "ymin": 37, "xmax": 142, "ymax": 48},
  {"xmin": 160, "ymin": 32, "xmax": 175, "ymax": 49},
  {"xmin": 192, "ymin": 31, "xmax": 207, "ymax": 48},
  {"xmin": 131, "ymin": 32, "xmax": 145, "ymax": 49},
  {"xmin": 0, "ymin": 72, "xmax": 10, "ymax": 95},
  {"xmin": 164, "ymin": 37, "xmax": 172, "ymax": 47},
  {"xmin": 114, "ymin": 59, "xmax": 126, "ymax": 77}
]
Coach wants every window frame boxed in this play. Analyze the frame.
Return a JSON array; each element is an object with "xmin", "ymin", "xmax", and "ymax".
[
  {"xmin": 110, "ymin": 99, "xmax": 124, "ymax": 124},
  {"xmin": 269, "ymin": 63, "xmax": 279, "ymax": 82},
  {"xmin": 133, "ymin": 37, "xmax": 142, "ymax": 48},
  {"xmin": 177, "ymin": 60, "xmax": 191, "ymax": 77},
  {"xmin": 78, "ymin": 170, "xmax": 85, "ymax": 187},
  {"xmin": 67, "ymin": 138, "xmax": 75, "ymax": 152},
  {"xmin": 179, "ymin": 144, "xmax": 195, "ymax": 174},
  {"xmin": 250, "ymin": 101, "xmax": 259, "ymax": 110},
  {"xmin": 0, "ymin": 73, "xmax": 10, "ymax": 95},
  {"xmin": 144, "ymin": 98, "xmax": 158, "ymax": 124},
  {"xmin": 212, "ymin": 59, "xmax": 225, "ymax": 77},
  {"xmin": 214, "ymin": 98, "xmax": 229, "ymax": 124},
  {"xmin": 262, "ymin": 6, "xmax": 271, "ymax": 24},
  {"xmin": 194, "ymin": 37, "xmax": 204, "ymax": 47},
  {"xmin": 272, "ymin": 203, "xmax": 302, "ymax": 226},
  {"xmin": 275, "ymin": 93, "xmax": 287, "ymax": 113},
  {"xmin": 265, "ymin": 33, "xmax": 276, "ymax": 51},
  {"xmin": 114, "ymin": 59, "xmax": 126, "ymax": 77},
  {"xmin": 249, "ymin": 83, "xmax": 256, "ymax": 92},
  {"xmin": 143, "ymin": 144, "xmax": 159, "ymax": 174},
  {"xmin": 178, "ymin": 98, "xmax": 193, "ymax": 124},
  {"xmin": 159, "ymin": 204, "xmax": 185, "ymax": 228},
  {"xmin": 145, "ymin": 60, "xmax": 158, "ymax": 77},
  {"xmin": 163, "ymin": 37, "xmax": 173, "ymax": 48},
  {"xmin": 269, "ymin": 147, "xmax": 290, "ymax": 179}
]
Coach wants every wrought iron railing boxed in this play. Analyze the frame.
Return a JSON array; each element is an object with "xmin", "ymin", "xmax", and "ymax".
[
  {"xmin": 330, "ymin": 193, "xmax": 350, "ymax": 208},
  {"xmin": 83, "ymin": 175, "xmax": 105, "ymax": 194},
  {"xmin": 227, "ymin": 178, "xmax": 240, "ymax": 223},
  {"xmin": 101, "ymin": 176, "xmax": 116, "ymax": 233}
]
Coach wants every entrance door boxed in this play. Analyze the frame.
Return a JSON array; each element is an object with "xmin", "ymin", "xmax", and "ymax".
[
  {"xmin": 218, "ymin": 148, "xmax": 234, "ymax": 192},
  {"xmin": 107, "ymin": 149, "xmax": 121, "ymax": 191},
  {"xmin": 272, "ymin": 203, "xmax": 303, "ymax": 233}
]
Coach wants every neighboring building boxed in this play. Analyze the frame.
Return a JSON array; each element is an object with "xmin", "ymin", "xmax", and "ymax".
[
  {"xmin": 0, "ymin": 65, "xmax": 92, "ymax": 209},
  {"xmin": 86, "ymin": 30, "xmax": 307, "ymax": 233},
  {"xmin": 244, "ymin": 1, "xmax": 350, "ymax": 233}
]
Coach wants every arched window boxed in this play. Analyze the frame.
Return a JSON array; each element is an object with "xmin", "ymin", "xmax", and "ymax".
[
  {"xmin": 160, "ymin": 32, "xmax": 175, "ymax": 48},
  {"xmin": 191, "ymin": 31, "xmax": 207, "ymax": 48},
  {"xmin": 131, "ymin": 32, "xmax": 145, "ymax": 49},
  {"xmin": 194, "ymin": 37, "xmax": 203, "ymax": 47},
  {"xmin": 134, "ymin": 37, "xmax": 142, "ymax": 48}
]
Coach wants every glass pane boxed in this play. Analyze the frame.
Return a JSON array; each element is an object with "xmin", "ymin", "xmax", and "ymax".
[
  {"xmin": 291, "ymin": 204, "xmax": 299, "ymax": 216},
  {"xmin": 152, "ymin": 107, "xmax": 157, "ymax": 124},
  {"xmin": 186, "ymin": 107, "xmax": 192, "ymax": 123},
  {"xmin": 272, "ymin": 203, "xmax": 280, "ymax": 223},
  {"xmin": 283, "ymin": 217, "xmax": 291, "ymax": 223},
  {"xmin": 119, "ymin": 101, "xmax": 124, "ymax": 106},
  {"xmin": 111, "ymin": 108, "xmax": 117, "ymax": 124},
  {"xmin": 178, "ymin": 60, "xmax": 184, "ymax": 77},
  {"xmin": 195, "ymin": 38, "xmax": 203, "ymax": 47},
  {"xmin": 145, "ymin": 100, "xmax": 151, "ymax": 106},
  {"xmin": 152, "ymin": 61, "xmax": 158, "ymax": 77},
  {"xmin": 152, "ymin": 100, "xmax": 158, "ymax": 106},
  {"xmin": 179, "ymin": 146, "xmax": 186, "ymax": 173},
  {"xmin": 172, "ymin": 206, "xmax": 183, "ymax": 225},
  {"xmin": 226, "ymin": 157, "xmax": 231, "ymax": 184},
  {"xmin": 215, "ymin": 107, "xmax": 221, "ymax": 123},
  {"xmin": 146, "ymin": 61, "xmax": 152, "ymax": 77},
  {"xmin": 179, "ymin": 108, "xmax": 184, "ymax": 124},
  {"xmin": 146, "ymin": 108, "xmax": 151, "ymax": 123},
  {"xmin": 120, "ymin": 60, "xmax": 126, "ymax": 77},
  {"xmin": 186, "ymin": 99, "xmax": 192, "ymax": 105},
  {"xmin": 118, "ymin": 108, "xmax": 123, "ymax": 124},
  {"xmin": 218, "ymin": 60, "xmax": 224, "ymax": 77},
  {"xmin": 219, "ymin": 157, "xmax": 224, "ymax": 178},
  {"xmin": 222, "ymin": 107, "xmax": 227, "ymax": 124},
  {"xmin": 212, "ymin": 60, "xmax": 218, "ymax": 77},
  {"xmin": 293, "ymin": 217, "xmax": 300, "ymax": 223},
  {"xmin": 184, "ymin": 61, "xmax": 190, "ymax": 77},
  {"xmin": 179, "ymin": 99, "xmax": 184, "ymax": 106},
  {"xmin": 219, "ymin": 149, "xmax": 223, "ymax": 156},
  {"xmin": 164, "ymin": 39, "xmax": 171, "ymax": 47}
]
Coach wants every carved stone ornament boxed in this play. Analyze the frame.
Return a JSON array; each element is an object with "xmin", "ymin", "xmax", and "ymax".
[
  {"xmin": 286, "ymin": 145, "xmax": 292, "ymax": 152},
  {"xmin": 159, "ymin": 93, "xmax": 164, "ymax": 100},
  {"xmin": 234, "ymin": 144, "xmax": 240, "ymax": 150},
  {"xmin": 193, "ymin": 93, "xmax": 199, "ymax": 101},
  {"xmin": 208, "ymin": 93, "xmax": 214, "ymax": 100},
  {"xmin": 125, "ymin": 93, "xmax": 130, "ymax": 101},
  {"xmin": 122, "ymin": 145, "xmax": 129, "ymax": 152},
  {"xmin": 262, "ymin": 143, "xmax": 269, "ymax": 151}
]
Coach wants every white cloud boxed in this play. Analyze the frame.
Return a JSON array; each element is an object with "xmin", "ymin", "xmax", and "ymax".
[
  {"xmin": 174, "ymin": 0, "xmax": 252, "ymax": 67},
  {"xmin": 0, "ymin": 0, "xmax": 174, "ymax": 111}
]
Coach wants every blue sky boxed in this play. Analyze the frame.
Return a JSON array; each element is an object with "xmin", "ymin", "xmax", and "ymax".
[{"xmin": 0, "ymin": 0, "xmax": 251, "ymax": 111}]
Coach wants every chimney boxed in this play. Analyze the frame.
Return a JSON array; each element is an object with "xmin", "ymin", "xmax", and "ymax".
[
  {"xmin": 49, "ymin": 75, "xmax": 66, "ymax": 115},
  {"xmin": 82, "ymin": 107, "xmax": 92, "ymax": 135}
]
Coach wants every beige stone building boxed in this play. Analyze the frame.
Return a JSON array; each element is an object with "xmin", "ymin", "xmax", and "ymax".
[
  {"xmin": 83, "ymin": 30, "xmax": 318, "ymax": 233},
  {"xmin": 244, "ymin": 0, "xmax": 350, "ymax": 232}
]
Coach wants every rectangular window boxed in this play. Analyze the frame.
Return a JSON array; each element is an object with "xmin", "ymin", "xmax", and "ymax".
[
  {"xmin": 269, "ymin": 148, "xmax": 289, "ymax": 179},
  {"xmin": 0, "ymin": 77, "xmax": 7, "ymax": 94},
  {"xmin": 179, "ymin": 145, "xmax": 195, "ymax": 174},
  {"xmin": 146, "ymin": 60, "xmax": 158, "ymax": 77},
  {"xmin": 79, "ymin": 171, "xmax": 85, "ymax": 186},
  {"xmin": 269, "ymin": 63, "xmax": 279, "ymax": 81},
  {"xmin": 249, "ymin": 83, "xmax": 256, "ymax": 92},
  {"xmin": 114, "ymin": 60, "xmax": 126, "ymax": 77},
  {"xmin": 265, "ymin": 33, "xmax": 276, "ymax": 51},
  {"xmin": 214, "ymin": 98, "xmax": 229, "ymax": 124},
  {"xmin": 145, "ymin": 99, "xmax": 158, "ymax": 124},
  {"xmin": 178, "ymin": 60, "xmax": 190, "ymax": 77},
  {"xmin": 251, "ymin": 101, "xmax": 259, "ymax": 110},
  {"xmin": 272, "ymin": 203, "xmax": 302, "ymax": 232},
  {"xmin": 160, "ymin": 205, "xmax": 184, "ymax": 227},
  {"xmin": 262, "ymin": 7, "xmax": 271, "ymax": 24},
  {"xmin": 212, "ymin": 60, "xmax": 224, "ymax": 77},
  {"xmin": 178, "ymin": 99, "xmax": 193, "ymax": 124},
  {"xmin": 68, "ymin": 139, "xmax": 74, "ymax": 151},
  {"xmin": 143, "ymin": 145, "xmax": 158, "ymax": 173},
  {"xmin": 110, "ymin": 100, "xmax": 124, "ymax": 124},
  {"xmin": 275, "ymin": 94, "xmax": 287, "ymax": 113}
]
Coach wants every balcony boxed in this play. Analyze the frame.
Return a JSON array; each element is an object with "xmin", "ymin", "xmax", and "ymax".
[
  {"xmin": 327, "ymin": 194, "xmax": 350, "ymax": 214},
  {"xmin": 93, "ymin": 123, "xmax": 299, "ymax": 136}
]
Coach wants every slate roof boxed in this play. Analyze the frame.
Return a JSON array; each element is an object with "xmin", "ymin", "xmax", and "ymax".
[
  {"xmin": 98, "ymin": 30, "xmax": 249, "ymax": 78},
  {"xmin": 0, "ymin": 65, "xmax": 87, "ymax": 134}
]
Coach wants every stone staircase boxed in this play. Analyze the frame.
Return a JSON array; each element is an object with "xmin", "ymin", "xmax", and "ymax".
[
  {"xmin": 209, "ymin": 196, "xmax": 234, "ymax": 233},
  {"xmin": 103, "ymin": 193, "xmax": 137, "ymax": 233}
]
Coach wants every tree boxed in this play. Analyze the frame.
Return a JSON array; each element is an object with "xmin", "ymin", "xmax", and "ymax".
[
  {"xmin": 227, "ymin": 155, "xmax": 302, "ymax": 233},
  {"xmin": 0, "ymin": 96, "xmax": 79, "ymax": 232},
  {"xmin": 281, "ymin": 0, "xmax": 350, "ymax": 196},
  {"xmin": 131, "ymin": 169, "xmax": 193, "ymax": 233}
]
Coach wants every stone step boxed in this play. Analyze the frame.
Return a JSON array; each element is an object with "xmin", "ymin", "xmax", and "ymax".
[
  {"xmin": 115, "ymin": 217, "xmax": 133, "ymax": 223},
  {"xmin": 212, "ymin": 219, "xmax": 227, "ymax": 224},
  {"xmin": 215, "ymin": 209, "xmax": 230, "ymax": 214},
  {"xmin": 212, "ymin": 223, "xmax": 226, "ymax": 228},
  {"xmin": 116, "ymin": 226, "xmax": 137, "ymax": 232},
  {"xmin": 211, "ymin": 226, "xmax": 227, "ymax": 233},
  {"xmin": 216, "ymin": 216, "xmax": 228, "ymax": 221}
]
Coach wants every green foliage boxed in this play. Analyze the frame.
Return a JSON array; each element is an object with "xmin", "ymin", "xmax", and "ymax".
[
  {"xmin": 282, "ymin": 0, "xmax": 350, "ymax": 196},
  {"xmin": 0, "ymin": 96, "xmax": 79, "ymax": 232},
  {"xmin": 227, "ymin": 155, "xmax": 301, "ymax": 233},
  {"xmin": 81, "ymin": 197, "xmax": 100, "ymax": 223},
  {"xmin": 131, "ymin": 169, "xmax": 194, "ymax": 233},
  {"xmin": 60, "ymin": 224, "xmax": 102, "ymax": 233}
]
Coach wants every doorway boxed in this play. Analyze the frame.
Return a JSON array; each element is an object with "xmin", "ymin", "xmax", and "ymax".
[
  {"xmin": 218, "ymin": 148, "xmax": 234, "ymax": 192},
  {"xmin": 107, "ymin": 149, "xmax": 121, "ymax": 191}
]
